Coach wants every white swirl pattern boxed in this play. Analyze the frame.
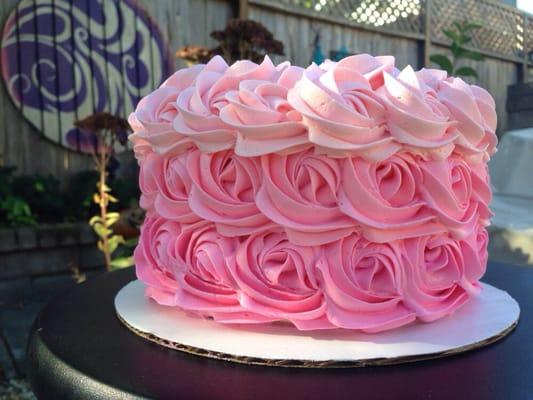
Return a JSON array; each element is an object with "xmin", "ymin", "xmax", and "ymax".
[{"xmin": 1, "ymin": 0, "xmax": 170, "ymax": 152}]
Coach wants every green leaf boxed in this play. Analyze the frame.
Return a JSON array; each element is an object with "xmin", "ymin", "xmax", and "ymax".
[
  {"xmin": 463, "ymin": 22, "xmax": 483, "ymax": 32},
  {"xmin": 105, "ymin": 212, "xmax": 121, "ymax": 227},
  {"xmin": 34, "ymin": 182, "xmax": 45, "ymax": 192},
  {"xmin": 443, "ymin": 28, "xmax": 460, "ymax": 43},
  {"xmin": 451, "ymin": 42, "xmax": 465, "ymax": 59},
  {"xmin": 462, "ymin": 50, "xmax": 484, "ymax": 61},
  {"xmin": 108, "ymin": 234, "xmax": 126, "ymax": 254},
  {"xmin": 89, "ymin": 215, "xmax": 102, "ymax": 226},
  {"xmin": 454, "ymin": 66, "xmax": 478, "ymax": 78},
  {"xmin": 123, "ymin": 237, "xmax": 139, "ymax": 248},
  {"xmin": 93, "ymin": 223, "xmax": 111, "ymax": 238},
  {"xmin": 429, "ymin": 54, "xmax": 453, "ymax": 74},
  {"xmin": 110, "ymin": 256, "xmax": 134, "ymax": 269}
]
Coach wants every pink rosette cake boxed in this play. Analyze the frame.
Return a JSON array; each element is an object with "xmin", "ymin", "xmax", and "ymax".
[{"xmin": 130, "ymin": 54, "xmax": 497, "ymax": 333}]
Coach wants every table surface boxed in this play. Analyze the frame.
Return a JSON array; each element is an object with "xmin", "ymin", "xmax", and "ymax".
[{"xmin": 27, "ymin": 262, "xmax": 533, "ymax": 400}]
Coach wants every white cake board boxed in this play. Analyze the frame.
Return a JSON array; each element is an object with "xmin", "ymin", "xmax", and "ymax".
[{"xmin": 115, "ymin": 280, "xmax": 519, "ymax": 368}]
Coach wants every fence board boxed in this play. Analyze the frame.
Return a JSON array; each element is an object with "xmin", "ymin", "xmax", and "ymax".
[{"xmin": 0, "ymin": 0, "xmax": 525, "ymax": 179}]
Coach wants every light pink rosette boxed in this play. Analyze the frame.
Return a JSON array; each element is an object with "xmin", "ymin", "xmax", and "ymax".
[
  {"xmin": 317, "ymin": 233, "xmax": 416, "ymax": 332},
  {"xmin": 129, "ymin": 64, "xmax": 204, "ymax": 155},
  {"xmin": 127, "ymin": 113, "xmax": 152, "ymax": 162},
  {"xmin": 435, "ymin": 75, "xmax": 498, "ymax": 161},
  {"xmin": 401, "ymin": 232, "xmax": 482, "ymax": 322},
  {"xmin": 172, "ymin": 222, "xmax": 273, "ymax": 323},
  {"xmin": 287, "ymin": 54, "xmax": 401, "ymax": 161},
  {"xmin": 420, "ymin": 155, "xmax": 487, "ymax": 238},
  {"xmin": 338, "ymin": 153, "xmax": 443, "ymax": 243},
  {"xmin": 187, "ymin": 149, "xmax": 271, "ymax": 236},
  {"xmin": 174, "ymin": 56, "xmax": 282, "ymax": 153},
  {"xmin": 219, "ymin": 63, "xmax": 309, "ymax": 156},
  {"xmin": 150, "ymin": 150, "xmax": 200, "ymax": 223},
  {"xmin": 256, "ymin": 149, "xmax": 355, "ymax": 246},
  {"xmin": 134, "ymin": 216, "xmax": 182, "ymax": 305},
  {"xmin": 379, "ymin": 66, "xmax": 458, "ymax": 159},
  {"xmin": 231, "ymin": 230, "xmax": 331, "ymax": 330}
]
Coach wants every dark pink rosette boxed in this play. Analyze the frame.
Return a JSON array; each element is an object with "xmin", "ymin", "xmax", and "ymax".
[
  {"xmin": 138, "ymin": 152, "xmax": 159, "ymax": 215},
  {"xmin": 401, "ymin": 231, "xmax": 483, "ymax": 322},
  {"xmin": 150, "ymin": 149, "xmax": 200, "ymax": 223},
  {"xmin": 172, "ymin": 222, "xmax": 273, "ymax": 323},
  {"xmin": 317, "ymin": 233, "xmax": 416, "ymax": 332},
  {"xmin": 187, "ymin": 149, "xmax": 271, "ymax": 236},
  {"xmin": 256, "ymin": 148, "xmax": 355, "ymax": 246},
  {"xmin": 134, "ymin": 216, "xmax": 182, "ymax": 305},
  {"xmin": 231, "ymin": 229, "xmax": 331, "ymax": 330},
  {"xmin": 419, "ymin": 155, "xmax": 489, "ymax": 238},
  {"xmin": 338, "ymin": 152, "xmax": 443, "ymax": 243}
]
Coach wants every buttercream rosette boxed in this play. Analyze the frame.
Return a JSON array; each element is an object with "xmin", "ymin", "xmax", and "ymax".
[{"xmin": 130, "ymin": 53, "xmax": 497, "ymax": 332}]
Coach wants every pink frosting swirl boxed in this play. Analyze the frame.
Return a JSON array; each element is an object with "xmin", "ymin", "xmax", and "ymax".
[
  {"xmin": 460, "ymin": 224, "xmax": 489, "ymax": 284},
  {"xmin": 419, "ymin": 155, "xmax": 489, "ymax": 238},
  {"xmin": 134, "ymin": 216, "xmax": 181, "ymax": 305},
  {"xmin": 187, "ymin": 149, "xmax": 271, "ymax": 236},
  {"xmin": 256, "ymin": 149, "xmax": 355, "ymax": 246},
  {"xmin": 219, "ymin": 63, "xmax": 309, "ymax": 156},
  {"xmin": 231, "ymin": 229, "xmax": 330, "ymax": 330},
  {"xmin": 172, "ymin": 222, "xmax": 273, "ymax": 323},
  {"xmin": 287, "ymin": 54, "xmax": 401, "ymax": 161},
  {"xmin": 402, "ymin": 231, "xmax": 483, "ymax": 322},
  {"xmin": 150, "ymin": 150, "xmax": 200, "ymax": 223},
  {"xmin": 317, "ymin": 233, "xmax": 416, "ymax": 332},
  {"xmin": 174, "ymin": 56, "xmax": 283, "ymax": 153},
  {"xmin": 129, "ymin": 64, "xmax": 203, "ymax": 155},
  {"xmin": 436, "ymin": 75, "xmax": 498, "ymax": 161},
  {"xmin": 136, "ymin": 218, "xmax": 271, "ymax": 322},
  {"xmin": 379, "ymin": 66, "xmax": 458, "ymax": 159},
  {"xmin": 338, "ymin": 153, "xmax": 443, "ymax": 243},
  {"xmin": 138, "ymin": 152, "xmax": 158, "ymax": 215}
]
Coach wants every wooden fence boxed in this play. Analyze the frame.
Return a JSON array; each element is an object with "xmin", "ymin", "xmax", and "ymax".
[
  {"xmin": 0, "ymin": 0, "xmax": 529, "ymax": 178},
  {"xmin": 247, "ymin": 0, "xmax": 533, "ymax": 136}
]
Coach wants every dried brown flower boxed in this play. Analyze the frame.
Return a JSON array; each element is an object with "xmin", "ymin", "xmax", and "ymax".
[
  {"xmin": 176, "ymin": 19, "xmax": 285, "ymax": 65},
  {"xmin": 175, "ymin": 45, "xmax": 213, "ymax": 64},
  {"xmin": 74, "ymin": 112, "xmax": 130, "ymax": 133}
]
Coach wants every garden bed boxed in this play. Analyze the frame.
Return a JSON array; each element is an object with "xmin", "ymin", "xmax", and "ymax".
[{"xmin": 0, "ymin": 223, "xmax": 103, "ymax": 281}]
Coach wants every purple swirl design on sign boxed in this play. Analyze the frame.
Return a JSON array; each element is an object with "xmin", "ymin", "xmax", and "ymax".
[{"xmin": 1, "ymin": 0, "xmax": 171, "ymax": 153}]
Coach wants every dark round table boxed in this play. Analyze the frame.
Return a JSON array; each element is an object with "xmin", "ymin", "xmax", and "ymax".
[{"xmin": 27, "ymin": 261, "xmax": 533, "ymax": 400}]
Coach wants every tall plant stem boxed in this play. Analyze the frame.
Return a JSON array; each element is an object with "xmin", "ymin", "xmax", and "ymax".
[{"xmin": 98, "ymin": 143, "xmax": 111, "ymax": 271}]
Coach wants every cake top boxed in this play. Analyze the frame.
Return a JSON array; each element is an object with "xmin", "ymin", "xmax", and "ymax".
[{"xmin": 129, "ymin": 54, "xmax": 497, "ymax": 164}]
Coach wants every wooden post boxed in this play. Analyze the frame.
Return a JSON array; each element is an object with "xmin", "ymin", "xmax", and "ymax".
[
  {"xmin": 521, "ymin": 13, "xmax": 528, "ymax": 83},
  {"xmin": 239, "ymin": 0, "xmax": 249, "ymax": 19},
  {"xmin": 423, "ymin": 0, "xmax": 432, "ymax": 67}
]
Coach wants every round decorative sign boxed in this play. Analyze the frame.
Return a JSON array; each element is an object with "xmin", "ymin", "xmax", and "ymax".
[{"xmin": 1, "ymin": 0, "xmax": 171, "ymax": 153}]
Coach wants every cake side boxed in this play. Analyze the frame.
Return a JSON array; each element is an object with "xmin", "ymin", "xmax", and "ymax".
[{"xmin": 129, "ymin": 54, "xmax": 496, "ymax": 333}]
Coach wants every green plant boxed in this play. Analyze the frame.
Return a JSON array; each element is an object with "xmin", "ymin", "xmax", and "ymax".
[
  {"xmin": 0, "ymin": 167, "xmax": 36, "ymax": 227},
  {"xmin": 11, "ymin": 173, "xmax": 65, "ymax": 223},
  {"xmin": 0, "ymin": 195, "xmax": 36, "ymax": 226},
  {"xmin": 430, "ymin": 20, "xmax": 484, "ymax": 79},
  {"xmin": 74, "ymin": 112, "xmax": 134, "ymax": 271}
]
